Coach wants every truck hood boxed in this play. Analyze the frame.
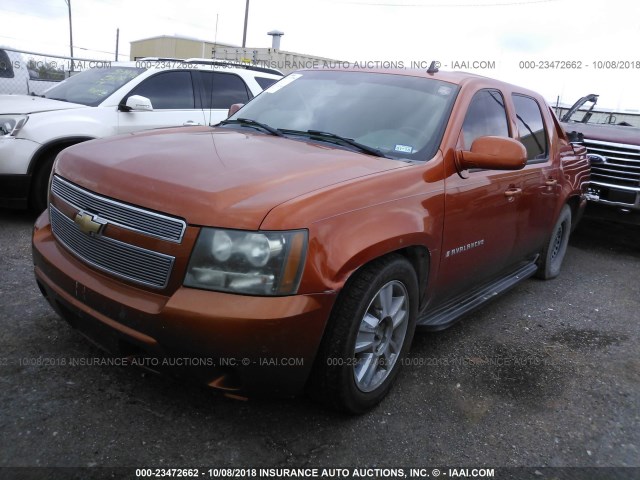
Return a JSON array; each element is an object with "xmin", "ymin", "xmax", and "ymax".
[
  {"xmin": 54, "ymin": 126, "xmax": 408, "ymax": 229},
  {"xmin": 561, "ymin": 122, "xmax": 640, "ymax": 145},
  {"xmin": 0, "ymin": 95, "xmax": 86, "ymax": 114}
]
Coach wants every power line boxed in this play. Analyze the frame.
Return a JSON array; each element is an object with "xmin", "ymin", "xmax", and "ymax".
[
  {"xmin": 1, "ymin": 34, "xmax": 124, "ymax": 59},
  {"xmin": 321, "ymin": 0, "xmax": 558, "ymax": 6}
]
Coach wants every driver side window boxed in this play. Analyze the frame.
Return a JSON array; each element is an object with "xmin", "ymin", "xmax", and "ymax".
[
  {"xmin": 126, "ymin": 71, "xmax": 195, "ymax": 110},
  {"xmin": 460, "ymin": 89, "xmax": 509, "ymax": 150}
]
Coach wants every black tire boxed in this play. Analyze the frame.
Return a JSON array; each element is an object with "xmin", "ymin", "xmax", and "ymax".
[
  {"xmin": 29, "ymin": 153, "xmax": 56, "ymax": 213},
  {"xmin": 536, "ymin": 205, "xmax": 572, "ymax": 280},
  {"xmin": 308, "ymin": 254, "xmax": 419, "ymax": 414}
]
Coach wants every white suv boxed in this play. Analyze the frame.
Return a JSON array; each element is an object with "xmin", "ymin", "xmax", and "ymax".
[{"xmin": 0, "ymin": 58, "xmax": 282, "ymax": 210}]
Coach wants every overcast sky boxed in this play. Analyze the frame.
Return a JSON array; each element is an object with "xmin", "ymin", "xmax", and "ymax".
[{"xmin": 2, "ymin": 0, "xmax": 639, "ymax": 110}]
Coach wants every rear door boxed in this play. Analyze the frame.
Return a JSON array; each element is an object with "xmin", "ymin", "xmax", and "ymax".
[
  {"xmin": 196, "ymin": 71, "xmax": 253, "ymax": 126},
  {"xmin": 510, "ymin": 93, "xmax": 559, "ymax": 258},
  {"xmin": 117, "ymin": 70, "xmax": 206, "ymax": 133}
]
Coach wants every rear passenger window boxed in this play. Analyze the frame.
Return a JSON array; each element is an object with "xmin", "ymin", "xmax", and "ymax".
[
  {"xmin": 128, "ymin": 71, "xmax": 195, "ymax": 109},
  {"xmin": 461, "ymin": 89, "xmax": 509, "ymax": 150},
  {"xmin": 0, "ymin": 50, "xmax": 14, "ymax": 78},
  {"xmin": 512, "ymin": 94, "xmax": 548, "ymax": 161},
  {"xmin": 199, "ymin": 72, "xmax": 251, "ymax": 109}
]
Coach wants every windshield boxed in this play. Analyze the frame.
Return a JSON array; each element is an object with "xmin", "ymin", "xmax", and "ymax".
[
  {"xmin": 44, "ymin": 66, "xmax": 145, "ymax": 106},
  {"xmin": 228, "ymin": 70, "xmax": 459, "ymax": 161}
]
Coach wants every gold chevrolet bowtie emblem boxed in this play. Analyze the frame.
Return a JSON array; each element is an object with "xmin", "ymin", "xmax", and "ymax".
[{"xmin": 74, "ymin": 211, "xmax": 106, "ymax": 236}]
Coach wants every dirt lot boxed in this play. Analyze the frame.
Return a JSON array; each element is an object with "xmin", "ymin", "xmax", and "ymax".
[{"xmin": 1, "ymin": 207, "xmax": 639, "ymax": 477}]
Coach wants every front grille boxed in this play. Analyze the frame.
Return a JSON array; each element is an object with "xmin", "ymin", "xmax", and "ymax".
[
  {"xmin": 50, "ymin": 205, "xmax": 175, "ymax": 289},
  {"xmin": 585, "ymin": 139, "xmax": 640, "ymax": 190},
  {"xmin": 51, "ymin": 175, "xmax": 186, "ymax": 243}
]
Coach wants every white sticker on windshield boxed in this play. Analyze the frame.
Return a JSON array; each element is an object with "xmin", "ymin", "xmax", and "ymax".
[
  {"xmin": 437, "ymin": 86, "xmax": 452, "ymax": 96},
  {"xmin": 394, "ymin": 144, "xmax": 413, "ymax": 153},
  {"xmin": 264, "ymin": 73, "xmax": 302, "ymax": 93}
]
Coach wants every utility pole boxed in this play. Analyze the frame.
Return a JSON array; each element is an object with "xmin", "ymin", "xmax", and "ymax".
[
  {"xmin": 242, "ymin": 0, "xmax": 249, "ymax": 48},
  {"xmin": 64, "ymin": 0, "xmax": 74, "ymax": 73},
  {"xmin": 65, "ymin": 0, "xmax": 74, "ymax": 59},
  {"xmin": 115, "ymin": 28, "xmax": 120, "ymax": 61}
]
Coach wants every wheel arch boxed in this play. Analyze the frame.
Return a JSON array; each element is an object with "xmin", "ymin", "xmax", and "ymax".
[
  {"xmin": 27, "ymin": 136, "xmax": 95, "ymax": 175},
  {"xmin": 305, "ymin": 249, "xmax": 424, "ymax": 411},
  {"xmin": 333, "ymin": 242, "xmax": 431, "ymax": 313},
  {"xmin": 309, "ymin": 242, "xmax": 432, "ymax": 365},
  {"xmin": 396, "ymin": 245, "xmax": 430, "ymax": 308},
  {"xmin": 564, "ymin": 194, "xmax": 584, "ymax": 231}
]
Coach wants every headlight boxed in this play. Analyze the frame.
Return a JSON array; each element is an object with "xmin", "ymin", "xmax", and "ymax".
[
  {"xmin": 184, "ymin": 228, "xmax": 307, "ymax": 296},
  {"xmin": 211, "ymin": 230, "xmax": 233, "ymax": 261},
  {"xmin": 0, "ymin": 115, "xmax": 29, "ymax": 136}
]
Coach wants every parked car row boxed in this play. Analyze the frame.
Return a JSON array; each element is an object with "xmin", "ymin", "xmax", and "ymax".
[
  {"xmin": 0, "ymin": 58, "xmax": 283, "ymax": 210},
  {"xmin": 30, "ymin": 66, "xmax": 590, "ymax": 412}
]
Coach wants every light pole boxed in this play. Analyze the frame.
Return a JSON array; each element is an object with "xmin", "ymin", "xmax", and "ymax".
[
  {"xmin": 242, "ymin": 0, "xmax": 249, "ymax": 48},
  {"xmin": 64, "ymin": 0, "xmax": 74, "ymax": 66}
]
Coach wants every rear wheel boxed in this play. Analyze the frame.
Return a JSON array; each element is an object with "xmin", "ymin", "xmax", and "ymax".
[
  {"xmin": 536, "ymin": 205, "xmax": 572, "ymax": 279},
  {"xmin": 309, "ymin": 254, "xmax": 418, "ymax": 414}
]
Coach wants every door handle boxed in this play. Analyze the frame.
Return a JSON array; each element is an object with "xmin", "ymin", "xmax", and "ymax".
[
  {"xmin": 545, "ymin": 179, "xmax": 558, "ymax": 186},
  {"xmin": 183, "ymin": 121, "xmax": 201, "ymax": 126},
  {"xmin": 504, "ymin": 188, "xmax": 522, "ymax": 198}
]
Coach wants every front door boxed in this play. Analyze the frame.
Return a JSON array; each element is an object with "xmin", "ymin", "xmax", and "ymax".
[
  {"xmin": 117, "ymin": 70, "xmax": 205, "ymax": 134},
  {"xmin": 436, "ymin": 89, "xmax": 524, "ymax": 300}
]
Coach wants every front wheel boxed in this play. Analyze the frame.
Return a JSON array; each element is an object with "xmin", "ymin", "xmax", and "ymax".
[
  {"xmin": 308, "ymin": 254, "xmax": 418, "ymax": 414},
  {"xmin": 536, "ymin": 205, "xmax": 572, "ymax": 280},
  {"xmin": 29, "ymin": 153, "xmax": 56, "ymax": 213}
]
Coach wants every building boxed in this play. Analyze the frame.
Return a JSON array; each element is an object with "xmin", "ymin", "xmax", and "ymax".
[{"xmin": 129, "ymin": 34, "xmax": 340, "ymax": 74}]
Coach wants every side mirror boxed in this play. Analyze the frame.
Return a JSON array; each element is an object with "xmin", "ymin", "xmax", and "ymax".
[
  {"xmin": 455, "ymin": 136, "xmax": 527, "ymax": 172},
  {"xmin": 228, "ymin": 103, "xmax": 244, "ymax": 117},
  {"xmin": 123, "ymin": 95, "xmax": 153, "ymax": 112}
]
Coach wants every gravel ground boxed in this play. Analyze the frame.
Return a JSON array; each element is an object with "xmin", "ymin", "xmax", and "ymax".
[{"xmin": 0, "ymin": 207, "xmax": 638, "ymax": 476}]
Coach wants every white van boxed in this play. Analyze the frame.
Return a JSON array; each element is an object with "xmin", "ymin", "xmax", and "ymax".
[{"xmin": 0, "ymin": 48, "xmax": 62, "ymax": 96}]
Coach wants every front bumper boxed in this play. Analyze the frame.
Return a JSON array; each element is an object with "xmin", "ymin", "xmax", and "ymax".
[
  {"xmin": 586, "ymin": 181, "xmax": 640, "ymax": 212},
  {"xmin": 33, "ymin": 212, "xmax": 336, "ymax": 396},
  {"xmin": 0, "ymin": 137, "xmax": 41, "ymax": 208}
]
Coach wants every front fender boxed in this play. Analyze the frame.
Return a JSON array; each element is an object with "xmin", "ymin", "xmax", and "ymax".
[
  {"xmin": 27, "ymin": 136, "xmax": 96, "ymax": 174},
  {"xmin": 298, "ymin": 193, "xmax": 444, "ymax": 295},
  {"xmin": 18, "ymin": 108, "xmax": 117, "ymax": 145},
  {"xmin": 260, "ymin": 155, "xmax": 447, "ymax": 296}
]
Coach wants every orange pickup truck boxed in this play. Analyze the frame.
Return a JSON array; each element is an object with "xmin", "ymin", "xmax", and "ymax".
[{"xmin": 32, "ymin": 68, "xmax": 590, "ymax": 413}]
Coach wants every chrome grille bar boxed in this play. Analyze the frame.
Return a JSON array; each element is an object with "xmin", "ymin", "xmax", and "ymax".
[
  {"xmin": 584, "ymin": 139, "xmax": 640, "ymax": 189},
  {"xmin": 51, "ymin": 175, "xmax": 186, "ymax": 243},
  {"xmin": 50, "ymin": 205, "xmax": 175, "ymax": 289}
]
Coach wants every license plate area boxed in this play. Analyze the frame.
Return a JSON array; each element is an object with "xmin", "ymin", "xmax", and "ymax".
[
  {"xmin": 586, "ymin": 186, "xmax": 601, "ymax": 201},
  {"xmin": 587, "ymin": 185, "xmax": 637, "ymax": 206}
]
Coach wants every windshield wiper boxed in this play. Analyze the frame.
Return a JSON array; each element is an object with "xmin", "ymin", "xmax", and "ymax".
[
  {"xmin": 45, "ymin": 97, "xmax": 71, "ymax": 103},
  {"xmin": 218, "ymin": 118, "xmax": 283, "ymax": 137},
  {"xmin": 285, "ymin": 129, "xmax": 388, "ymax": 158},
  {"xmin": 218, "ymin": 122, "xmax": 389, "ymax": 158}
]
